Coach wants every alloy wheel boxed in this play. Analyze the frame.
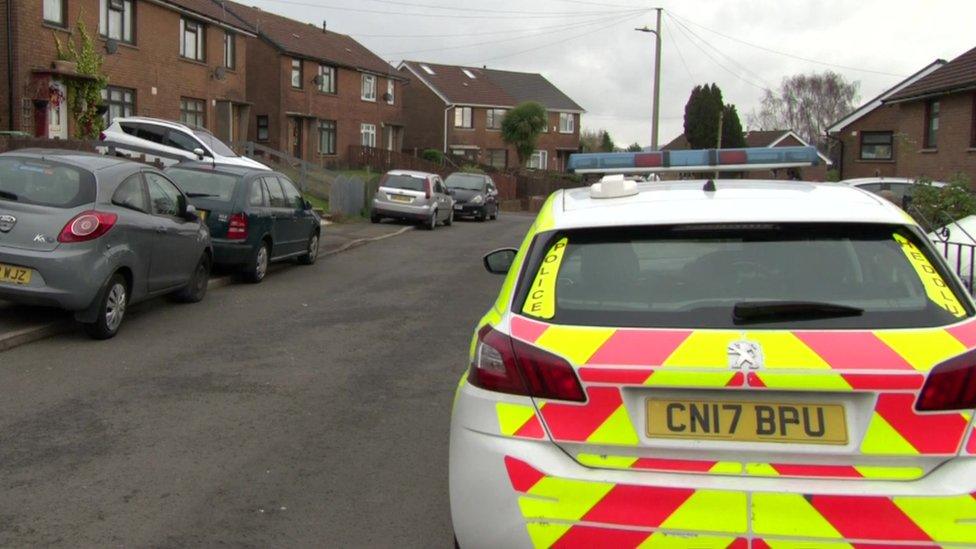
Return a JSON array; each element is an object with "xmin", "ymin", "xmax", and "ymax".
[{"xmin": 105, "ymin": 283, "xmax": 127, "ymax": 332}]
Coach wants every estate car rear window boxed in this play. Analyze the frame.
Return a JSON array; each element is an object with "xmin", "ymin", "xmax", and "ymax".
[
  {"xmin": 166, "ymin": 169, "xmax": 239, "ymax": 202},
  {"xmin": 0, "ymin": 157, "xmax": 96, "ymax": 208},
  {"xmin": 516, "ymin": 223, "xmax": 972, "ymax": 329},
  {"xmin": 381, "ymin": 174, "xmax": 426, "ymax": 192}
]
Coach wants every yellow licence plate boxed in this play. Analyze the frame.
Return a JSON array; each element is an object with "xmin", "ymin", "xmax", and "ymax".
[
  {"xmin": 0, "ymin": 263, "xmax": 32, "ymax": 285},
  {"xmin": 198, "ymin": 210, "xmax": 208, "ymax": 221},
  {"xmin": 390, "ymin": 194, "xmax": 411, "ymax": 203},
  {"xmin": 646, "ymin": 398, "xmax": 848, "ymax": 445}
]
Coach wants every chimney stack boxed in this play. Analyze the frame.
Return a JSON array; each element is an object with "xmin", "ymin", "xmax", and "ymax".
[{"xmin": 322, "ymin": 20, "xmax": 327, "ymax": 32}]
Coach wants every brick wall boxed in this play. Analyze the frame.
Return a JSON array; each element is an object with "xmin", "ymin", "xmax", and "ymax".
[
  {"xmin": 835, "ymin": 91, "xmax": 976, "ymax": 184},
  {"xmin": 446, "ymin": 108, "xmax": 579, "ymax": 170},
  {"xmin": 247, "ymin": 49, "xmax": 403, "ymax": 163},
  {"xmin": 399, "ymin": 66, "xmax": 447, "ymax": 155},
  {"xmin": 0, "ymin": 0, "xmax": 10, "ymax": 130},
  {"xmin": 3, "ymin": 0, "xmax": 248, "ymax": 138}
]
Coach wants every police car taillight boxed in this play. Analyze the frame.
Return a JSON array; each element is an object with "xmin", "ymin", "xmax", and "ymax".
[
  {"xmin": 469, "ymin": 325, "xmax": 585, "ymax": 402},
  {"xmin": 917, "ymin": 348, "xmax": 976, "ymax": 411}
]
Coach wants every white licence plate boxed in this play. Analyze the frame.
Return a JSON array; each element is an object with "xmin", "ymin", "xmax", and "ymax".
[{"xmin": 454, "ymin": 204, "xmax": 463, "ymax": 210}]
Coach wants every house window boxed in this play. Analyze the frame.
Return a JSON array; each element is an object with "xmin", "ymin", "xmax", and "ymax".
[
  {"xmin": 256, "ymin": 115, "xmax": 269, "ymax": 141},
  {"xmin": 558, "ymin": 113, "xmax": 575, "ymax": 134},
  {"xmin": 318, "ymin": 120, "xmax": 337, "ymax": 155},
  {"xmin": 223, "ymin": 32, "xmax": 235, "ymax": 69},
  {"xmin": 101, "ymin": 86, "xmax": 135, "ymax": 125},
  {"xmin": 43, "ymin": 0, "xmax": 66, "ymax": 26},
  {"xmin": 486, "ymin": 149, "xmax": 507, "ymax": 169},
  {"xmin": 486, "ymin": 108, "xmax": 506, "ymax": 130},
  {"xmin": 291, "ymin": 59, "xmax": 303, "ymax": 88},
  {"xmin": 318, "ymin": 65, "xmax": 336, "ymax": 94},
  {"xmin": 100, "ymin": 0, "xmax": 134, "ymax": 43},
  {"xmin": 361, "ymin": 74, "xmax": 376, "ymax": 101},
  {"xmin": 180, "ymin": 97, "xmax": 206, "ymax": 128},
  {"xmin": 179, "ymin": 18, "xmax": 205, "ymax": 61},
  {"xmin": 386, "ymin": 80, "xmax": 395, "ymax": 105},
  {"xmin": 526, "ymin": 150, "xmax": 548, "ymax": 170},
  {"xmin": 454, "ymin": 107, "xmax": 473, "ymax": 129},
  {"xmin": 361, "ymin": 123, "xmax": 376, "ymax": 147},
  {"xmin": 925, "ymin": 100, "xmax": 940, "ymax": 149},
  {"xmin": 859, "ymin": 131, "xmax": 893, "ymax": 160}
]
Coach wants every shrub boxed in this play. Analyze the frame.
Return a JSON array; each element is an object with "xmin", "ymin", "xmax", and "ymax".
[
  {"xmin": 460, "ymin": 164, "xmax": 484, "ymax": 174},
  {"xmin": 421, "ymin": 149, "xmax": 444, "ymax": 165},
  {"xmin": 910, "ymin": 173, "xmax": 976, "ymax": 231},
  {"xmin": 825, "ymin": 169, "xmax": 840, "ymax": 182}
]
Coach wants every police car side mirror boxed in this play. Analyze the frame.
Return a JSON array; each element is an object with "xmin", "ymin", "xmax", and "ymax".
[{"xmin": 484, "ymin": 248, "xmax": 517, "ymax": 275}]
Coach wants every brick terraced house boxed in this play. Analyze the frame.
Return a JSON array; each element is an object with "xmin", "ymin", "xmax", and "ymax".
[
  {"xmin": 0, "ymin": 0, "xmax": 254, "ymax": 141},
  {"xmin": 223, "ymin": 2, "xmax": 405, "ymax": 163},
  {"xmin": 398, "ymin": 61, "xmax": 584, "ymax": 172}
]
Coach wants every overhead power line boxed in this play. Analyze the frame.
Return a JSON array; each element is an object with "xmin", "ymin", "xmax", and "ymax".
[
  {"xmin": 358, "ymin": 0, "xmax": 642, "ymax": 16},
  {"xmin": 663, "ymin": 21, "xmax": 693, "ymax": 80},
  {"xmin": 668, "ymin": 14, "xmax": 771, "ymax": 91},
  {"xmin": 379, "ymin": 12, "xmax": 640, "ymax": 56},
  {"xmin": 668, "ymin": 10, "xmax": 907, "ymax": 78},
  {"xmin": 667, "ymin": 15, "xmax": 770, "ymax": 92},
  {"xmin": 474, "ymin": 11, "xmax": 644, "ymax": 64},
  {"xmin": 250, "ymin": 0, "xmax": 645, "ymax": 19}
]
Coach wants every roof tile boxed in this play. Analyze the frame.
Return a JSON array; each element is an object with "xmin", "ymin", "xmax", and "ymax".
[{"xmin": 886, "ymin": 46, "xmax": 976, "ymax": 102}]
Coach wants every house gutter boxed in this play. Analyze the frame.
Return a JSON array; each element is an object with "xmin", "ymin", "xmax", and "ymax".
[{"xmin": 6, "ymin": 0, "xmax": 14, "ymax": 131}]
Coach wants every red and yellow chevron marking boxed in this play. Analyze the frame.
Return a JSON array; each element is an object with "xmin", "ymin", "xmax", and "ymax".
[
  {"xmin": 496, "ymin": 402, "xmax": 546, "ymax": 439},
  {"xmin": 506, "ymin": 456, "xmax": 976, "ymax": 547},
  {"xmin": 576, "ymin": 453, "xmax": 925, "ymax": 480},
  {"xmin": 968, "ymin": 427, "xmax": 976, "ymax": 455},
  {"xmin": 510, "ymin": 315, "xmax": 976, "ymax": 454}
]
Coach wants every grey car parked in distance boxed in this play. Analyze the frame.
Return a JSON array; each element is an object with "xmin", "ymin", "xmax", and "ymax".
[
  {"xmin": 445, "ymin": 172, "xmax": 499, "ymax": 222},
  {"xmin": 0, "ymin": 150, "xmax": 212, "ymax": 339},
  {"xmin": 370, "ymin": 170, "xmax": 454, "ymax": 230}
]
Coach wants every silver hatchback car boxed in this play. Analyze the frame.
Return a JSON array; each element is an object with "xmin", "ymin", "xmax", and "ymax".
[
  {"xmin": 0, "ymin": 150, "xmax": 212, "ymax": 339},
  {"xmin": 370, "ymin": 170, "xmax": 454, "ymax": 230}
]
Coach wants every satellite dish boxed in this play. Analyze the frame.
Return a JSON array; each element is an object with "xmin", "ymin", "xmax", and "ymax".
[
  {"xmin": 382, "ymin": 92, "xmax": 393, "ymax": 102},
  {"xmin": 105, "ymin": 39, "xmax": 119, "ymax": 55},
  {"xmin": 312, "ymin": 74, "xmax": 323, "ymax": 86},
  {"xmin": 214, "ymin": 66, "xmax": 227, "ymax": 81}
]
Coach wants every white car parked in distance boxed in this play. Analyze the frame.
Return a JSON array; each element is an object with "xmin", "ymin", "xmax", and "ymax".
[
  {"xmin": 841, "ymin": 176, "xmax": 947, "ymax": 208},
  {"xmin": 100, "ymin": 117, "xmax": 270, "ymax": 171}
]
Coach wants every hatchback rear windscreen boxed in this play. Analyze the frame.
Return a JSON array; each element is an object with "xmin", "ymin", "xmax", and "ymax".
[
  {"xmin": 381, "ymin": 174, "xmax": 426, "ymax": 192},
  {"xmin": 166, "ymin": 169, "xmax": 239, "ymax": 202},
  {"xmin": 516, "ymin": 223, "xmax": 972, "ymax": 329},
  {"xmin": 0, "ymin": 157, "xmax": 96, "ymax": 208}
]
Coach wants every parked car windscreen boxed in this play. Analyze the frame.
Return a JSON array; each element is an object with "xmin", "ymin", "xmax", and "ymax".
[
  {"xmin": 445, "ymin": 173, "xmax": 485, "ymax": 191},
  {"xmin": 517, "ymin": 223, "xmax": 972, "ymax": 329},
  {"xmin": 381, "ymin": 174, "xmax": 426, "ymax": 192},
  {"xmin": 192, "ymin": 129, "xmax": 238, "ymax": 157},
  {"xmin": 0, "ymin": 157, "xmax": 96, "ymax": 208},
  {"xmin": 166, "ymin": 168, "xmax": 239, "ymax": 202}
]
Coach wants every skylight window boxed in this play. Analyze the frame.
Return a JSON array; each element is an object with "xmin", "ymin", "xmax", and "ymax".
[
  {"xmin": 462, "ymin": 69, "xmax": 476, "ymax": 79},
  {"xmin": 421, "ymin": 64, "xmax": 435, "ymax": 75}
]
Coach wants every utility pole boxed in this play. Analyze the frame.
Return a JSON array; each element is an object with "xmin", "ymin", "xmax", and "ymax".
[
  {"xmin": 715, "ymin": 109, "xmax": 724, "ymax": 179},
  {"xmin": 635, "ymin": 7, "xmax": 663, "ymax": 150}
]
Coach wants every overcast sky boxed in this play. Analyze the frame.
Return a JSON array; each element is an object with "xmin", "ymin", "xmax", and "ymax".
[{"xmin": 246, "ymin": 0, "xmax": 976, "ymax": 148}]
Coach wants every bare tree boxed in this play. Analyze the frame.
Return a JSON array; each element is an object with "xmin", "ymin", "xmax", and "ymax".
[{"xmin": 748, "ymin": 71, "xmax": 859, "ymax": 150}]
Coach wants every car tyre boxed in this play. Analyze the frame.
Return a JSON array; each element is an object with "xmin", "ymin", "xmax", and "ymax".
[
  {"xmin": 173, "ymin": 253, "xmax": 211, "ymax": 303},
  {"xmin": 243, "ymin": 241, "xmax": 270, "ymax": 283},
  {"xmin": 297, "ymin": 232, "xmax": 319, "ymax": 265},
  {"xmin": 477, "ymin": 208, "xmax": 487, "ymax": 222},
  {"xmin": 491, "ymin": 205, "xmax": 499, "ymax": 220},
  {"xmin": 424, "ymin": 210, "xmax": 437, "ymax": 231},
  {"xmin": 445, "ymin": 208, "xmax": 454, "ymax": 227},
  {"xmin": 83, "ymin": 273, "xmax": 128, "ymax": 340},
  {"xmin": 370, "ymin": 212, "xmax": 381, "ymax": 224}
]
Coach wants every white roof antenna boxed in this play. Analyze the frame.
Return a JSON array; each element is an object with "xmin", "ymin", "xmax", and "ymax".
[{"xmin": 589, "ymin": 174, "xmax": 639, "ymax": 199}]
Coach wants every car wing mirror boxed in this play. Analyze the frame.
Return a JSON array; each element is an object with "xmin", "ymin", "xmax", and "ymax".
[
  {"xmin": 192, "ymin": 147, "xmax": 206, "ymax": 160},
  {"xmin": 303, "ymin": 199, "xmax": 313, "ymax": 210},
  {"xmin": 183, "ymin": 203, "xmax": 199, "ymax": 221},
  {"xmin": 483, "ymin": 248, "xmax": 518, "ymax": 275}
]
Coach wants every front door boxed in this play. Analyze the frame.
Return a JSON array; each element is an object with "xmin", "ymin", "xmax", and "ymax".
[
  {"xmin": 289, "ymin": 118, "xmax": 303, "ymax": 159},
  {"xmin": 48, "ymin": 82, "xmax": 68, "ymax": 139}
]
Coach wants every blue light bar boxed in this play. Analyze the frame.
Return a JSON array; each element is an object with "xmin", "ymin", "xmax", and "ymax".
[{"xmin": 567, "ymin": 146, "xmax": 822, "ymax": 174}]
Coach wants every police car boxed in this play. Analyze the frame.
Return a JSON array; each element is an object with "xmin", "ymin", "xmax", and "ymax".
[{"xmin": 450, "ymin": 147, "xmax": 976, "ymax": 548}]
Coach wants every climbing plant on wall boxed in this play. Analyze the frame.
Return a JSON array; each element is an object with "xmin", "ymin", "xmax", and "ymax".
[{"xmin": 54, "ymin": 18, "xmax": 107, "ymax": 139}]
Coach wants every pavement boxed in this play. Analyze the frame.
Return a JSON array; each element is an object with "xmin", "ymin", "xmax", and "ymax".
[
  {"xmin": 0, "ymin": 219, "xmax": 416, "ymax": 352},
  {"xmin": 0, "ymin": 213, "xmax": 534, "ymax": 547}
]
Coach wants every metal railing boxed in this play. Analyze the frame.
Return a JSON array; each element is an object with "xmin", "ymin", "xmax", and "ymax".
[
  {"xmin": 912, "ymin": 205, "xmax": 976, "ymax": 292},
  {"xmin": 233, "ymin": 141, "xmax": 338, "ymax": 200}
]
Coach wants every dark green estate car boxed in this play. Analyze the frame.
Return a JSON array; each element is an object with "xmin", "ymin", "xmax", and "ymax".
[{"xmin": 166, "ymin": 163, "xmax": 321, "ymax": 283}]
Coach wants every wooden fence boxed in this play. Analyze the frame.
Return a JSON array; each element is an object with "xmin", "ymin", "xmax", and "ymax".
[{"xmin": 346, "ymin": 145, "xmax": 451, "ymax": 177}]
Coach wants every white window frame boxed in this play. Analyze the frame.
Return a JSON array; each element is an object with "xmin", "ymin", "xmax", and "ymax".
[
  {"xmin": 486, "ymin": 108, "xmax": 507, "ymax": 130},
  {"xmin": 44, "ymin": 0, "xmax": 66, "ymax": 26},
  {"xmin": 318, "ymin": 65, "xmax": 336, "ymax": 94},
  {"xmin": 527, "ymin": 150, "xmax": 548, "ymax": 170},
  {"xmin": 558, "ymin": 112, "xmax": 575, "ymax": 134},
  {"xmin": 386, "ymin": 80, "xmax": 395, "ymax": 105},
  {"xmin": 179, "ymin": 18, "xmax": 205, "ymax": 61},
  {"xmin": 362, "ymin": 74, "xmax": 376, "ymax": 102},
  {"xmin": 223, "ymin": 31, "xmax": 235, "ymax": 69},
  {"xmin": 291, "ymin": 59, "xmax": 303, "ymax": 89},
  {"xmin": 361, "ymin": 123, "xmax": 377, "ymax": 148},
  {"xmin": 100, "ymin": 0, "xmax": 134, "ymax": 43},
  {"xmin": 454, "ymin": 107, "xmax": 473, "ymax": 129}
]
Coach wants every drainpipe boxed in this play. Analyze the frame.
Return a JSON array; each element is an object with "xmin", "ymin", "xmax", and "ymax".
[
  {"xmin": 6, "ymin": 0, "xmax": 14, "ymax": 131},
  {"xmin": 443, "ymin": 104, "xmax": 452, "ymax": 153},
  {"xmin": 824, "ymin": 130, "xmax": 844, "ymax": 181}
]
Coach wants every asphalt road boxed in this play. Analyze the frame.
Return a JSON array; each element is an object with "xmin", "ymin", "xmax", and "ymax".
[{"xmin": 0, "ymin": 213, "xmax": 534, "ymax": 548}]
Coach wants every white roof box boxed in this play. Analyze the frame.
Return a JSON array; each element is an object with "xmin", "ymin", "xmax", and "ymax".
[{"xmin": 589, "ymin": 174, "xmax": 639, "ymax": 199}]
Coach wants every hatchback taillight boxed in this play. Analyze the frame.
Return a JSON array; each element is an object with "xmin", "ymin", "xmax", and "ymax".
[
  {"xmin": 227, "ymin": 212, "xmax": 248, "ymax": 240},
  {"xmin": 58, "ymin": 211, "xmax": 118, "ymax": 243},
  {"xmin": 468, "ymin": 325, "xmax": 585, "ymax": 402},
  {"xmin": 424, "ymin": 179, "xmax": 432, "ymax": 200},
  {"xmin": 917, "ymin": 348, "xmax": 976, "ymax": 411}
]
